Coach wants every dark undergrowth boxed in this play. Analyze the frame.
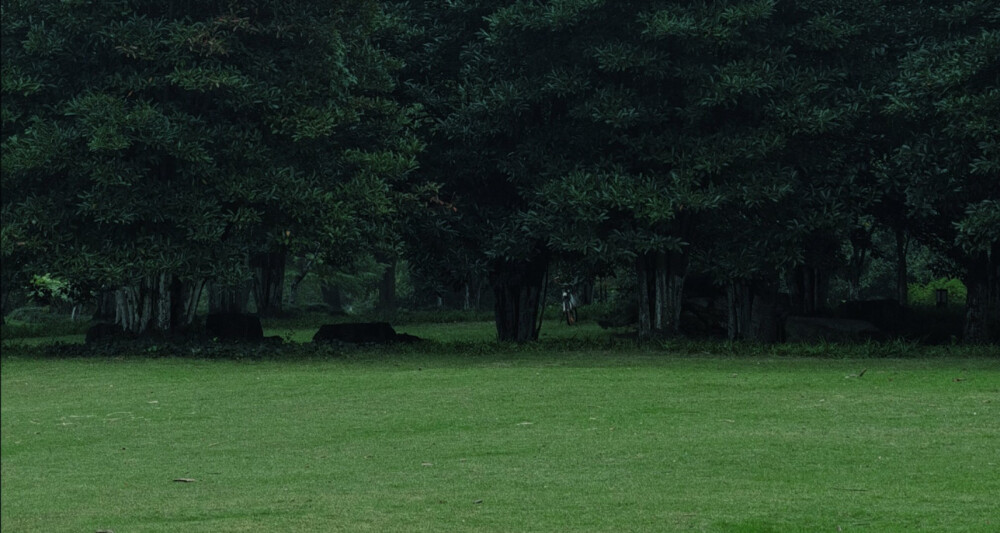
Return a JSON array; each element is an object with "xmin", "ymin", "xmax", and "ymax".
[{"xmin": 2, "ymin": 333, "xmax": 996, "ymax": 362}]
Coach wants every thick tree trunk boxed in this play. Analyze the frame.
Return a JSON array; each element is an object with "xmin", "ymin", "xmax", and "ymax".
[
  {"xmin": 579, "ymin": 280, "xmax": 594, "ymax": 305},
  {"xmin": 788, "ymin": 266, "xmax": 828, "ymax": 315},
  {"xmin": 116, "ymin": 281, "xmax": 152, "ymax": 334},
  {"xmin": 749, "ymin": 280, "xmax": 780, "ymax": 343},
  {"xmin": 93, "ymin": 290, "xmax": 117, "ymax": 321},
  {"xmin": 895, "ymin": 229, "xmax": 909, "ymax": 306},
  {"xmin": 0, "ymin": 279, "xmax": 13, "ymax": 325},
  {"xmin": 320, "ymin": 283, "xmax": 345, "ymax": 314},
  {"xmin": 287, "ymin": 257, "xmax": 314, "ymax": 308},
  {"xmin": 661, "ymin": 253, "xmax": 687, "ymax": 334},
  {"xmin": 492, "ymin": 254, "xmax": 548, "ymax": 343},
  {"xmin": 848, "ymin": 266, "xmax": 863, "ymax": 301},
  {"xmin": 115, "ymin": 275, "xmax": 201, "ymax": 335},
  {"xmin": 963, "ymin": 246, "xmax": 999, "ymax": 344},
  {"xmin": 654, "ymin": 253, "xmax": 667, "ymax": 330},
  {"xmin": 155, "ymin": 273, "xmax": 172, "ymax": 332},
  {"xmin": 475, "ymin": 277, "xmax": 484, "ymax": 311},
  {"xmin": 847, "ymin": 231, "xmax": 870, "ymax": 301},
  {"xmin": 208, "ymin": 281, "xmax": 252, "ymax": 314},
  {"xmin": 170, "ymin": 277, "xmax": 203, "ymax": 331},
  {"xmin": 636, "ymin": 255, "xmax": 651, "ymax": 337},
  {"xmin": 727, "ymin": 281, "xmax": 751, "ymax": 341},
  {"xmin": 251, "ymin": 250, "xmax": 286, "ymax": 317},
  {"xmin": 377, "ymin": 258, "xmax": 397, "ymax": 311},
  {"xmin": 728, "ymin": 278, "xmax": 780, "ymax": 343},
  {"xmin": 789, "ymin": 266, "xmax": 809, "ymax": 314},
  {"xmin": 637, "ymin": 252, "xmax": 688, "ymax": 338}
]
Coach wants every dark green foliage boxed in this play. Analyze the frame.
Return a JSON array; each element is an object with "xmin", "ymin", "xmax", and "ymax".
[
  {"xmin": 878, "ymin": 1, "xmax": 999, "ymax": 342},
  {"xmin": 909, "ymin": 278, "xmax": 969, "ymax": 307},
  {"xmin": 1, "ymin": 0, "xmax": 417, "ymax": 331},
  {"xmin": 385, "ymin": 1, "xmax": 901, "ymax": 341},
  {"xmin": 2, "ymin": 1, "xmax": 997, "ymax": 344}
]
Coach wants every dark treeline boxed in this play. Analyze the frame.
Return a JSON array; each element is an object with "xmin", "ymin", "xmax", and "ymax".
[{"xmin": 1, "ymin": 1, "xmax": 997, "ymax": 344}]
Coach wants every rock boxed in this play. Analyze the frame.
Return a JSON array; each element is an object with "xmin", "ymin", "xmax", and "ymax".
[
  {"xmin": 205, "ymin": 313, "xmax": 263, "ymax": 341},
  {"xmin": 313, "ymin": 322, "xmax": 419, "ymax": 344},
  {"xmin": 785, "ymin": 316, "xmax": 882, "ymax": 343},
  {"xmin": 395, "ymin": 333, "xmax": 422, "ymax": 343},
  {"xmin": 837, "ymin": 299, "xmax": 906, "ymax": 332},
  {"xmin": 85, "ymin": 323, "xmax": 126, "ymax": 344}
]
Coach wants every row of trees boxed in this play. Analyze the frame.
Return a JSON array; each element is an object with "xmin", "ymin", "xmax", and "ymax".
[
  {"xmin": 2, "ymin": 0, "xmax": 997, "ymax": 343},
  {"xmin": 382, "ymin": 0, "xmax": 998, "ymax": 342},
  {"xmin": 2, "ymin": 0, "xmax": 420, "ymax": 333}
]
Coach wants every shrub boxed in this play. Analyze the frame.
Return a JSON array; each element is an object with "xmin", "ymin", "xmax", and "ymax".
[
  {"xmin": 1, "ymin": 315, "xmax": 93, "ymax": 339},
  {"xmin": 908, "ymin": 278, "xmax": 967, "ymax": 307}
]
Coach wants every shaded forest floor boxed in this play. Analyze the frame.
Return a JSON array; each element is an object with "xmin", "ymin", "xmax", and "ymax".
[{"xmin": 1, "ymin": 307, "xmax": 995, "ymax": 358}]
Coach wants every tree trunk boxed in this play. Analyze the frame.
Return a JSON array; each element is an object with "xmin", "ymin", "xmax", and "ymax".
[
  {"xmin": 492, "ymin": 254, "xmax": 548, "ymax": 343},
  {"xmin": 170, "ymin": 277, "xmax": 203, "ymax": 331},
  {"xmin": 93, "ymin": 290, "xmax": 117, "ymax": 321},
  {"xmin": 475, "ymin": 278, "xmax": 484, "ymax": 311},
  {"xmin": 963, "ymin": 246, "xmax": 998, "ymax": 344},
  {"xmin": 288, "ymin": 257, "xmax": 314, "ymax": 308},
  {"xmin": 728, "ymin": 278, "xmax": 779, "ymax": 343},
  {"xmin": 847, "ymin": 232, "xmax": 870, "ymax": 301},
  {"xmin": 636, "ymin": 255, "xmax": 651, "ymax": 337},
  {"xmin": 155, "ymin": 273, "xmax": 172, "ymax": 332},
  {"xmin": 579, "ymin": 280, "xmax": 594, "ymax": 305},
  {"xmin": 848, "ymin": 267, "xmax": 862, "ymax": 301},
  {"xmin": 320, "ymin": 283, "xmax": 345, "ymax": 314},
  {"xmin": 895, "ymin": 229, "xmax": 909, "ymax": 306},
  {"xmin": 638, "ymin": 251, "xmax": 687, "ymax": 338},
  {"xmin": 654, "ymin": 253, "xmax": 667, "ymax": 331},
  {"xmin": 114, "ymin": 275, "xmax": 200, "ymax": 335},
  {"xmin": 749, "ymin": 280, "xmax": 780, "ymax": 343},
  {"xmin": 251, "ymin": 250, "xmax": 286, "ymax": 317},
  {"xmin": 377, "ymin": 258, "xmax": 397, "ymax": 311},
  {"xmin": 788, "ymin": 267, "xmax": 807, "ymax": 315},
  {"xmin": 788, "ymin": 265, "xmax": 827, "ymax": 315},
  {"xmin": 116, "ymin": 281, "xmax": 152, "ymax": 334},
  {"xmin": 661, "ymin": 252, "xmax": 687, "ymax": 334},
  {"xmin": 727, "ymin": 281, "xmax": 751, "ymax": 341},
  {"xmin": 0, "ymin": 278, "xmax": 13, "ymax": 325},
  {"xmin": 209, "ymin": 281, "xmax": 252, "ymax": 314}
]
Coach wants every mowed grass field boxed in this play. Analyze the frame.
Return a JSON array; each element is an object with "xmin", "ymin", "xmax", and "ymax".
[{"xmin": 2, "ymin": 322, "xmax": 999, "ymax": 532}]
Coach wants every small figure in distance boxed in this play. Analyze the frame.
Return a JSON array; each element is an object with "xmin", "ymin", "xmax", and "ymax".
[{"xmin": 562, "ymin": 289, "xmax": 578, "ymax": 326}]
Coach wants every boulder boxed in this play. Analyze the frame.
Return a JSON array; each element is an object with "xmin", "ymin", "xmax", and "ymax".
[
  {"xmin": 313, "ymin": 322, "xmax": 419, "ymax": 344},
  {"xmin": 395, "ymin": 332, "xmax": 422, "ymax": 343},
  {"xmin": 837, "ymin": 299, "xmax": 906, "ymax": 332},
  {"xmin": 785, "ymin": 316, "xmax": 882, "ymax": 343},
  {"xmin": 205, "ymin": 313, "xmax": 263, "ymax": 341}
]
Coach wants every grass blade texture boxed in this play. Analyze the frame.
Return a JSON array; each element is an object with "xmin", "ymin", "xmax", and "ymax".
[{"xmin": 2, "ymin": 350, "xmax": 998, "ymax": 532}]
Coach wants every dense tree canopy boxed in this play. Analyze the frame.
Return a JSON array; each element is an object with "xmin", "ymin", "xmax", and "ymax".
[
  {"xmin": 1, "ymin": 0, "xmax": 997, "ymax": 343},
  {"xmin": 880, "ymin": 0, "xmax": 999, "ymax": 342},
  {"xmin": 2, "ymin": 0, "xmax": 417, "ymax": 331}
]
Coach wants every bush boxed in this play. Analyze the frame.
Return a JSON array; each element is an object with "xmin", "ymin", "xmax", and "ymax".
[
  {"xmin": 27, "ymin": 273, "xmax": 74, "ymax": 306},
  {"xmin": 908, "ymin": 278, "xmax": 967, "ymax": 307},
  {"xmin": 1, "ymin": 314, "xmax": 93, "ymax": 339}
]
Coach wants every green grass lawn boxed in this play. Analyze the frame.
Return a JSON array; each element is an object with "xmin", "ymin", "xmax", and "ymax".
[{"xmin": 2, "ymin": 341, "xmax": 998, "ymax": 532}]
